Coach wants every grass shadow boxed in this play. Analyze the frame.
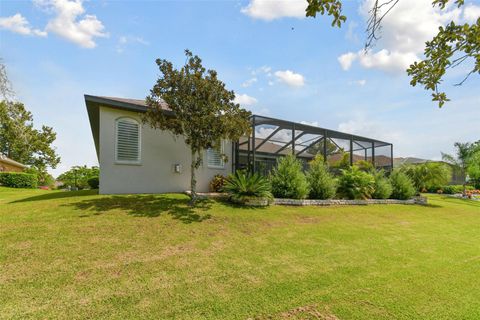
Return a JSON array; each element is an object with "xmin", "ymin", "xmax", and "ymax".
[
  {"xmin": 66, "ymin": 194, "xmax": 212, "ymax": 223},
  {"xmin": 11, "ymin": 190, "xmax": 98, "ymax": 203},
  {"xmin": 217, "ymin": 198, "xmax": 269, "ymax": 210}
]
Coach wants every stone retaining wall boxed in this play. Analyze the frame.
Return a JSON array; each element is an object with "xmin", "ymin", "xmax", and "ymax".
[
  {"xmin": 274, "ymin": 196, "xmax": 427, "ymax": 206},
  {"xmin": 184, "ymin": 191, "xmax": 428, "ymax": 206}
]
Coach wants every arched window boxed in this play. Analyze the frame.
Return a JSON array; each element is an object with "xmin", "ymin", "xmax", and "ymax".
[{"xmin": 115, "ymin": 117, "xmax": 141, "ymax": 164}]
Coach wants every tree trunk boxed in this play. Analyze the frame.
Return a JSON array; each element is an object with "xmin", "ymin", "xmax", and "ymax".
[{"xmin": 190, "ymin": 149, "xmax": 197, "ymax": 206}]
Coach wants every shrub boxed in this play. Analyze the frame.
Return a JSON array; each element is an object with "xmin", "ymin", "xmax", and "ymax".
[
  {"xmin": 331, "ymin": 151, "xmax": 350, "ymax": 170},
  {"xmin": 372, "ymin": 170, "xmax": 393, "ymax": 199},
  {"xmin": 87, "ymin": 176, "xmax": 99, "ymax": 189},
  {"xmin": 389, "ymin": 170, "xmax": 416, "ymax": 200},
  {"xmin": 209, "ymin": 174, "xmax": 226, "ymax": 192},
  {"xmin": 223, "ymin": 170, "xmax": 272, "ymax": 204},
  {"xmin": 400, "ymin": 162, "xmax": 452, "ymax": 192},
  {"xmin": 270, "ymin": 155, "xmax": 309, "ymax": 199},
  {"xmin": 442, "ymin": 185, "xmax": 474, "ymax": 194},
  {"xmin": 337, "ymin": 166, "xmax": 375, "ymax": 200},
  {"xmin": 24, "ymin": 167, "xmax": 55, "ymax": 188},
  {"xmin": 0, "ymin": 172, "xmax": 38, "ymax": 188},
  {"xmin": 356, "ymin": 160, "xmax": 375, "ymax": 173},
  {"xmin": 306, "ymin": 155, "xmax": 336, "ymax": 199}
]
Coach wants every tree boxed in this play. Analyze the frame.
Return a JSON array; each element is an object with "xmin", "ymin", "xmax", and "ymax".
[
  {"xmin": 467, "ymin": 150, "xmax": 480, "ymax": 188},
  {"xmin": 144, "ymin": 50, "xmax": 251, "ymax": 204},
  {"xmin": 0, "ymin": 59, "xmax": 14, "ymax": 101},
  {"xmin": 0, "ymin": 100, "xmax": 60, "ymax": 175},
  {"xmin": 305, "ymin": 0, "xmax": 479, "ymax": 107},
  {"xmin": 57, "ymin": 165, "xmax": 99, "ymax": 190},
  {"xmin": 442, "ymin": 141, "xmax": 479, "ymax": 193}
]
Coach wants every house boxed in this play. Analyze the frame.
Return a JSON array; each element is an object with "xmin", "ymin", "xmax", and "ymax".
[
  {"xmin": 0, "ymin": 154, "xmax": 27, "ymax": 173},
  {"xmin": 85, "ymin": 95, "xmax": 393, "ymax": 194}
]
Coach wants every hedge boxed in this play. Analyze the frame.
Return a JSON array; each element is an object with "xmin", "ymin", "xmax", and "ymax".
[
  {"xmin": 87, "ymin": 176, "xmax": 99, "ymax": 189},
  {"xmin": 0, "ymin": 172, "xmax": 38, "ymax": 188}
]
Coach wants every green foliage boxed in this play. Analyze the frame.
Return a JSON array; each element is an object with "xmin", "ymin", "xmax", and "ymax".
[
  {"xmin": 441, "ymin": 184, "xmax": 474, "ymax": 194},
  {"xmin": 87, "ymin": 176, "xmax": 99, "ymax": 189},
  {"xmin": 24, "ymin": 166, "xmax": 54, "ymax": 188},
  {"xmin": 331, "ymin": 151, "xmax": 350, "ymax": 170},
  {"xmin": 467, "ymin": 150, "xmax": 480, "ymax": 184},
  {"xmin": 306, "ymin": 0, "xmax": 478, "ymax": 107},
  {"xmin": 407, "ymin": 18, "xmax": 479, "ymax": 107},
  {"xmin": 372, "ymin": 171, "xmax": 393, "ymax": 199},
  {"xmin": 401, "ymin": 162, "xmax": 452, "ymax": 192},
  {"xmin": 57, "ymin": 166, "xmax": 99, "ymax": 190},
  {"xmin": 0, "ymin": 100, "xmax": 60, "ymax": 173},
  {"xmin": 144, "ymin": 50, "xmax": 251, "ymax": 203},
  {"xmin": 306, "ymin": 155, "xmax": 336, "ymax": 199},
  {"xmin": 337, "ymin": 166, "xmax": 375, "ymax": 200},
  {"xmin": 224, "ymin": 170, "xmax": 272, "ymax": 204},
  {"xmin": 389, "ymin": 170, "xmax": 416, "ymax": 200},
  {"xmin": 306, "ymin": 0, "xmax": 346, "ymax": 27},
  {"xmin": 209, "ymin": 174, "xmax": 226, "ymax": 192},
  {"xmin": 271, "ymin": 155, "xmax": 310, "ymax": 199},
  {"xmin": 356, "ymin": 160, "xmax": 375, "ymax": 173},
  {"xmin": 0, "ymin": 172, "xmax": 37, "ymax": 188},
  {"xmin": 442, "ymin": 141, "xmax": 480, "ymax": 185}
]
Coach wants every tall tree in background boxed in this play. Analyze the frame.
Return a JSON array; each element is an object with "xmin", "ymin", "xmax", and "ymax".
[
  {"xmin": 0, "ymin": 101, "xmax": 60, "ymax": 174},
  {"xmin": 0, "ymin": 59, "xmax": 14, "ymax": 101},
  {"xmin": 0, "ymin": 59, "xmax": 60, "ymax": 179},
  {"xmin": 305, "ymin": 0, "xmax": 479, "ymax": 107},
  {"xmin": 144, "ymin": 50, "xmax": 251, "ymax": 204},
  {"xmin": 442, "ymin": 141, "xmax": 479, "ymax": 193}
]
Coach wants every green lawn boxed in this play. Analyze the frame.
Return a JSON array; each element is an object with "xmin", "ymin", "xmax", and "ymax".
[{"xmin": 1, "ymin": 188, "xmax": 480, "ymax": 319}]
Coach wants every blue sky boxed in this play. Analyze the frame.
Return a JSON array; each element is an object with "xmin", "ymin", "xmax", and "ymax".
[{"xmin": 1, "ymin": 0, "xmax": 479, "ymax": 176}]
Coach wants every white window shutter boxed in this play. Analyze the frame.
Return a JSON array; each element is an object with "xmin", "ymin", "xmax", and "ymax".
[
  {"xmin": 116, "ymin": 118, "xmax": 140, "ymax": 163},
  {"xmin": 207, "ymin": 143, "xmax": 224, "ymax": 168}
]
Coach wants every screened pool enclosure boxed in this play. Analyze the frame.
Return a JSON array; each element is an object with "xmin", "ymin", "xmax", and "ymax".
[{"xmin": 232, "ymin": 115, "xmax": 393, "ymax": 175}]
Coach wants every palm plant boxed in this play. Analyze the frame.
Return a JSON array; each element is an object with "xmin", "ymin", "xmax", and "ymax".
[
  {"xmin": 442, "ymin": 142, "xmax": 477, "ymax": 194},
  {"xmin": 223, "ymin": 170, "xmax": 273, "ymax": 204}
]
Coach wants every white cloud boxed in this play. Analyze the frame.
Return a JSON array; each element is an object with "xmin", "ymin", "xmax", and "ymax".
[
  {"xmin": 349, "ymin": 79, "xmax": 367, "ymax": 86},
  {"xmin": 37, "ymin": 0, "xmax": 108, "ymax": 48},
  {"xmin": 274, "ymin": 70, "xmax": 305, "ymax": 87},
  {"xmin": 300, "ymin": 120, "xmax": 319, "ymax": 127},
  {"xmin": 338, "ymin": 117, "xmax": 401, "ymax": 146},
  {"xmin": 0, "ymin": 13, "xmax": 47, "ymax": 37},
  {"xmin": 339, "ymin": 0, "xmax": 477, "ymax": 73},
  {"xmin": 358, "ymin": 49, "xmax": 419, "ymax": 73},
  {"xmin": 234, "ymin": 93, "xmax": 258, "ymax": 106},
  {"xmin": 241, "ymin": 0, "xmax": 306, "ymax": 21},
  {"xmin": 241, "ymin": 77, "xmax": 257, "ymax": 87},
  {"xmin": 464, "ymin": 4, "xmax": 480, "ymax": 23},
  {"xmin": 116, "ymin": 35, "xmax": 149, "ymax": 53},
  {"xmin": 338, "ymin": 52, "xmax": 357, "ymax": 71}
]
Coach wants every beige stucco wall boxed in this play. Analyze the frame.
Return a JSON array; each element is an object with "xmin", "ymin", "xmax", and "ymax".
[
  {"xmin": 98, "ymin": 106, "xmax": 232, "ymax": 194},
  {"xmin": 0, "ymin": 160, "xmax": 24, "ymax": 173}
]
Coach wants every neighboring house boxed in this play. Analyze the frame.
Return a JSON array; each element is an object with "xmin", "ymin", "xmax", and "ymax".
[
  {"xmin": 0, "ymin": 154, "xmax": 27, "ymax": 173},
  {"xmin": 85, "ymin": 95, "xmax": 393, "ymax": 194}
]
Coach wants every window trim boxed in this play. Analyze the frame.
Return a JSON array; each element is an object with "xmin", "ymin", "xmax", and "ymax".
[
  {"xmin": 114, "ymin": 117, "xmax": 141, "ymax": 165},
  {"xmin": 207, "ymin": 141, "xmax": 225, "ymax": 169}
]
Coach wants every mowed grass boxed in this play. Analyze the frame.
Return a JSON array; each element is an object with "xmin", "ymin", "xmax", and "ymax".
[{"xmin": 1, "ymin": 188, "xmax": 480, "ymax": 320}]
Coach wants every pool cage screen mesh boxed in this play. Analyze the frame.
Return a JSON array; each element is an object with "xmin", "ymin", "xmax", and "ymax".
[{"xmin": 233, "ymin": 115, "xmax": 393, "ymax": 175}]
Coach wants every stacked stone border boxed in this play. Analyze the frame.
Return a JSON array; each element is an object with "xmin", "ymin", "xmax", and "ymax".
[
  {"xmin": 274, "ymin": 196, "xmax": 427, "ymax": 206},
  {"xmin": 185, "ymin": 191, "xmax": 428, "ymax": 206}
]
